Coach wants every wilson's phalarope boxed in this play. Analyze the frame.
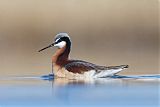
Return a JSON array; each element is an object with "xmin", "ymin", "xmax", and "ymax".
[{"xmin": 39, "ymin": 33, "xmax": 128, "ymax": 79}]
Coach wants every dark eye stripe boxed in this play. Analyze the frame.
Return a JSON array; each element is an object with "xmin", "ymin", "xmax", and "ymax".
[{"xmin": 55, "ymin": 38, "xmax": 62, "ymax": 44}]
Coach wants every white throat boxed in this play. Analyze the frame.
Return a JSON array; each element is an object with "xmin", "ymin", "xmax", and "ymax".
[{"xmin": 54, "ymin": 41, "xmax": 66, "ymax": 48}]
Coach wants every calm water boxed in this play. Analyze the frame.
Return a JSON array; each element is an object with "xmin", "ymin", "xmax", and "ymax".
[{"xmin": 0, "ymin": 75, "xmax": 159, "ymax": 107}]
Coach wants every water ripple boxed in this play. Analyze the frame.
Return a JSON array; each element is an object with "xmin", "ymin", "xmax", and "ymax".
[
  {"xmin": 41, "ymin": 74, "xmax": 160, "ymax": 81},
  {"xmin": 111, "ymin": 74, "xmax": 160, "ymax": 79}
]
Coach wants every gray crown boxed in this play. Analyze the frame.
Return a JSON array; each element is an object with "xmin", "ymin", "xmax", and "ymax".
[{"xmin": 54, "ymin": 33, "xmax": 71, "ymax": 42}]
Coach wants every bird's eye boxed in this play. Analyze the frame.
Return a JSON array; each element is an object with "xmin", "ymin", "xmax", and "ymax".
[{"xmin": 55, "ymin": 38, "xmax": 62, "ymax": 44}]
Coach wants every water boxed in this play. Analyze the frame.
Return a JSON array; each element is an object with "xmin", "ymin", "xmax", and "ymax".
[{"xmin": 0, "ymin": 75, "xmax": 159, "ymax": 107}]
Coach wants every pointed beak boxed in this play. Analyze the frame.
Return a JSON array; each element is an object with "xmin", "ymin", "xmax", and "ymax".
[{"xmin": 38, "ymin": 43, "xmax": 54, "ymax": 52}]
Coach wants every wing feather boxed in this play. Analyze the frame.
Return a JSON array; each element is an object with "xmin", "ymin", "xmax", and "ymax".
[
  {"xmin": 64, "ymin": 60, "xmax": 97, "ymax": 74},
  {"xmin": 64, "ymin": 60, "xmax": 128, "ymax": 74}
]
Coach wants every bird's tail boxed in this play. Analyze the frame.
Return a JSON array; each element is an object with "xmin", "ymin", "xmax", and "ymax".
[
  {"xmin": 93, "ymin": 65, "xmax": 129, "ymax": 78},
  {"xmin": 107, "ymin": 65, "xmax": 129, "ymax": 70},
  {"xmin": 119, "ymin": 65, "xmax": 129, "ymax": 69}
]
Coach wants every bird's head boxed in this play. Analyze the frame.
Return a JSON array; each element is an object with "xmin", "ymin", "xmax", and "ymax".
[{"xmin": 38, "ymin": 33, "xmax": 71, "ymax": 52}]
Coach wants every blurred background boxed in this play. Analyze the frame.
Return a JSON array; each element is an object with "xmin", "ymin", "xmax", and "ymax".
[{"xmin": 0, "ymin": 0, "xmax": 159, "ymax": 76}]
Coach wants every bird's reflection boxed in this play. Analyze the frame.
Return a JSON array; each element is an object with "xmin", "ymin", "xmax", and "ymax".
[
  {"xmin": 40, "ymin": 74, "xmax": 160, "ymax": 105},
  {"xmin": 42, "ymin": 74, "xmax": 135, "ymax": 86},
  {"xmin": 46, "ymin": 75, "xmax": 127, "ymax": 86},
  {"xmin": 42, "ymin": 74, "xmax": 160, "ymax": 86}
]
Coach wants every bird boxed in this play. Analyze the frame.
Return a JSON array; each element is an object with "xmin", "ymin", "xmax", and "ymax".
[{"xmin": 38, "ymin": 33, "xmax": 128, "ymax": 79}]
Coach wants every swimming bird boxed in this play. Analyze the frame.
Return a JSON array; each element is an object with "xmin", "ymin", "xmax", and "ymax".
[{"xmin": 38, "ymin": 33, "xmax": 128, "ymax": 79}]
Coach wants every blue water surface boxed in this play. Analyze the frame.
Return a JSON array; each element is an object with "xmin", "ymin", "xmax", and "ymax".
[{"xmin": 0, "ymin": 74, "xmax": 159, "ymax": 107}]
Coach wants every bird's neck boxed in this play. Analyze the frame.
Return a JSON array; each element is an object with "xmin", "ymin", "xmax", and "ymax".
[{"xmin": 52, "ymin": 45, "xmax": 70, "ymax": 65}]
